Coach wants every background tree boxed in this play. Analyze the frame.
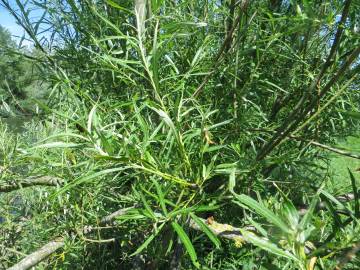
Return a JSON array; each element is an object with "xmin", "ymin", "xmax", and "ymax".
[{"xmin": 0, "ymin": 24, "xmax": 47, "ymax": 116}]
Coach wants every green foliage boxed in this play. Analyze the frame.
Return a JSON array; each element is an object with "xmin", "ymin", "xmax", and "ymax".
[{"xmin": 0, "ymin": 0, "xmax": 360, "ymax": 269}]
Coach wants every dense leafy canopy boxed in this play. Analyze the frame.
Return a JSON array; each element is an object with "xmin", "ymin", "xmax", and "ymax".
[{"xmin": 0, "ymin": 0, "xmax": 359, "ymax": 269}]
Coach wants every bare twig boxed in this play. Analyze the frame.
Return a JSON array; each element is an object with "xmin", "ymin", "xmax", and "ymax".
[
  {"xmin": 292, "ymin": 136, "xmax": 360, "ymax": 160},
  {"xmin": 249, "ymin": 128, "xmax": 360, "ymax": 160},
  {"xmin": 0, "ymin": 176, "xmax": 63, "ymax": 193},
  {"xmin": 83, "ymin": 207, "xmax": 135, "ymax": 234},
  {"xmin": 0, "ymin": 0, "xmax": 54, "ymax": 65}
]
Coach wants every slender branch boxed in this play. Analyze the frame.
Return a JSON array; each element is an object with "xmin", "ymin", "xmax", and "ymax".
[
  {"xmin": 0, "ymin": 0, "xmax": 54, "ymax": 65},
  {"xmin": 83, "ymin": 207, "xmax": 135, "ymax": 234},
  {"xmin": 256, "ymin": 46, "xmax": 360, "ymax": 161},
  {"xmin": 316, "ymin": 0, "xmax": 352, "ymax": 80},
  {"xmin": 271, "ymin": 0, "xmax": 351, "ymax": 121},
  {"xmin": 249, "ymin": 128, "xmax": 360, "ymax": 160},
  {"xmin": 192, "ymin": 1, "xmax": 250, "ymax": 98},
  {"xmin": 7, "ymin": 240, "xmax": 65, "ymax": 270},
  {"xmin": 299, "ymin": 139, "xmax": 360, "ymax": 160},
  {"xmin": 255, "ymin": 0, "xmax": 354, "ymax": 160},
  {"xmin": 0, "ymin": 176, "xmax": 63, "ymax": 193},
  {"xmin": 6, "ymin": 207, "xmax": 134, "ymax": 270}
]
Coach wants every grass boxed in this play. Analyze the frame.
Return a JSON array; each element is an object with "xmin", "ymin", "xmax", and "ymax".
[{"xmin": 327, "ymin": 135, "xmax": 360, "ymax": 195}]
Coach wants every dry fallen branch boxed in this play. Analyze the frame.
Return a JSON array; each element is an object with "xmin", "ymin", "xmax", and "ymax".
[{"xmin": 0, "ymin": 176, "xmax": 62, "ymax": 193}]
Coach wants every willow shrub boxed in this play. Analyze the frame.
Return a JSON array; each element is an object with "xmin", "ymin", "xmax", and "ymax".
[{"xmin": 0, "ymin": 0, "xmax": 359, "ymax": 269}]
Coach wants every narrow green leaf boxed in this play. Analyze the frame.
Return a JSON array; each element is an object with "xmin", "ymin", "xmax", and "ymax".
[
  {"xmin": 116, "ymin": 209, "xmax": 147, "ymax": 221},
  {"xmin": 105, "ymin": 0, "xmax": 131, "ymax": 13},
  {"xmin": 168, "ymin": 206, "xmax": 195, "ymax": 218},
  {"xmin": 320, "ymin": 190, "xmax": 357, "ymax": 222},
  {"xmin": 31, "ymin": 142, "xmax": 80, "ymax": 149},
  {"xmin": 340, "ymin": 110, "xmax": 360, "ymax": 120},
  {"xmin": 131, "ymin": 222, "xmax": 165, "ymax": 256},
  {"xmin": 281, "ymin": 199, "xmax": 299, "ymax": 230},
  {"xmin": 234, "ymin": 194, "xmax": 290, "ymax": 234},
  {"xmin": 189, "ymin": 213, "xmax": 221, "ymax": 249},
  {"xmin": 50, "ymin": 167, "xmax": 127, "ymax": 198},
  {"xmin": 36, "ymin": 133, "xmax": 90, "ymax": 143},
  {"xmin": 139, "ymin": 191, "xmax": 156, "ymax": 220},
  {"xmin": 87, "ymin": 105, "xmax": 97, "ymax": 133},
  {"xmin": 299, "ymin": 183, "xmax": 324, "ymax": 229},
  {"xmin": 247, "ymin": 217, "xmax": 268, "ymax": 238},
  {"xmin": 229, "ymin": 168, "xmax": 236, "ymax": 194},
  {"xmin": 207, "ymin": 119, "xmax": 232, "ymax": 131},
  {"xmin": 299, "ymin": 194, "xmax": 318, "ymax": 230},
  {"xmin": 152, "ymin": 179, "xmax": 168, "ymax": 216},
  {"xmin": 241, "ymin": 230, "xmax": 300, "ymax": 262},
  {"xmin": 172, "ymin": 221, "xmax": 200, "ymax": 268},
  {"xmin": 348, "ymin": 168, "xmax": 359, "ymax": 218}
]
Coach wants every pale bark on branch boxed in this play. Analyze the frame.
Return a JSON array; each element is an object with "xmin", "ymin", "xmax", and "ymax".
[
  {"xmin": 6, "ymin": 193, "xmax": 358, "ymax": 270},
  {"xmin": 7, "ymin": 240, "xmax": 64, "ymax": 270},
  {"xmin": 6, "ymin": 207, "xmax": 134, "ymax": 270},
  {"xmin": 190, "ymin": 217, "xmax": 246, "ymax": 242},
  {"xmin": 0, "ymin": 176, "xmax": 62, "ymax": 193},
  {"xmin": 6, "ymin": 206, "xmax": 247, "ymax": 270}
]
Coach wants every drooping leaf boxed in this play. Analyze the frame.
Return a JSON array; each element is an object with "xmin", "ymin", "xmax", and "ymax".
[
  {"xmin": 171, "ymin": 221, "xmax": 200, "ymax": 268},
  {"xmin": 234, "ymin": 194, "xmax": 290, "ymax": 234},
  {"xmin": 241, "ymin": 230, "xmax": 300, "ymax": 262}
]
